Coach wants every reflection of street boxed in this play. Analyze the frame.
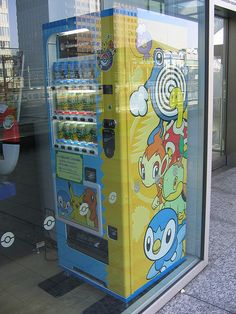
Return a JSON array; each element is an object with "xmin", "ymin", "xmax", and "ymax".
[
  {"xmin": 20, "ymin": 86, "xmax": 48, "ymax": 137},
  {"xmin": 0, "ymin": 49, "xmax": 24, "ymax": 178},
  {"xmin": 213, "ymin": 97, "xmax": 223, "ymax": 151}
]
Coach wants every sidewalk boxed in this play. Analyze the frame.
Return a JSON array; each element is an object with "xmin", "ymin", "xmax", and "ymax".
[{"xmin": 159, "ymin": 167, "xmax": 236, "ymax": 314}]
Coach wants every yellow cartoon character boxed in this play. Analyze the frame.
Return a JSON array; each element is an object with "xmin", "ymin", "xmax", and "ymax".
[
  {"xmin": 162, "ymin": 162, "xmax": 186, "ymax": 223},
  {"xmin": 69, "ymin": 183, "xmax": 93, "ymax": 227},
  {"xmin": 138, "ymin": 131, "xmax": 169, "ymax": 210},
  {"xmin": 169, "ymin": 87, "xmax": 184, "ymax": 129}
]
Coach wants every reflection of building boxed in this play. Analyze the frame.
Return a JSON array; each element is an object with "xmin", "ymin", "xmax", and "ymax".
[
  {"xmin": 0, "ymin": 48, "xmax": 24, "ymax": 133},
  {"xmin": 0, "ymin": 0, "xmax": 11, "ymax": 88},
  {"xmin": 15, "ymin": 0, "xmax": 100, "ymax": 241},
  {"xmin": 0, "ymin": 0, "xmax": 10, "ymax": 49},
  {"xmin": 16, "ymin": 0, "xmax": 100, "ymax": 88},
  {"xmin": 74, "ymin": 0, "xmax": 100, "ymax": 15},
  {"xmin": 48, "ymin": 0, "xmax": 100, "ymax": 22},
  {"xmin": 16, "ymin": 0, "xmax": 49, "ymax": 88}
]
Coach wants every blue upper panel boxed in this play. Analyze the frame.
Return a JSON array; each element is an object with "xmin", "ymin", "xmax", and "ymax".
[{"xmin": 42, "ymin": 8, "xmax": 138, "ymax": 34}]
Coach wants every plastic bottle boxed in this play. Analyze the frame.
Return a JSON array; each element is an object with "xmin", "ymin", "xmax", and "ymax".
[
  {"xmin": 71, "ymin": 123, "xmax": 78, "ymax": 141},
  {"xmin": 90, "ymin": 125, "xmax": 97, "ymax": 143},
  {"xmin": 77, "ymin": 123, "xmax": 84, "ymax": 142},
  {"xmin": 84, "ymin": 124, "xmax": 91, "ymax": 142},
  {"xmin": 57, "ymin": 122, "xmax": 64, "ymax": 139},
  {"xmin": 61, "ymin": 88, "xmax": 68, "ymax": 110}
]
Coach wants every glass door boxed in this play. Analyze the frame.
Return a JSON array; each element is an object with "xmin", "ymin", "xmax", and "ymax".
[{"xmin": 212, "ymin": 16, "xmax": 228, "ymax": 170}]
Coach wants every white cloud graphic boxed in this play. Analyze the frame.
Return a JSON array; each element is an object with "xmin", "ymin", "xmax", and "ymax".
[
  {"xmin": 136, "ymin": 23, "xmax": 146, "ymax": 35},
  {"xmin": 130, "ymin": 85, "xmax": 148, "ymax": 117}
]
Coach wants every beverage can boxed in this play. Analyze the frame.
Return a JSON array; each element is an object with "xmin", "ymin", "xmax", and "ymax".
[{"xmin": 63, "ymin": 122, "xmax": 71, "ymax": 139}]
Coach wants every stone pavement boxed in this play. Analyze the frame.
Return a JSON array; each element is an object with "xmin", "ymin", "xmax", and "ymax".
[{"xmin": 159, "ymin": 167, "xmax": 236, "ymax": 314}]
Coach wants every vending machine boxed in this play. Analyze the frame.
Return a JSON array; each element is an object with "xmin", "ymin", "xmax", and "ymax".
[{"xmin": 43, "ymin": 8, "xmax": 197, "ymax": 301}]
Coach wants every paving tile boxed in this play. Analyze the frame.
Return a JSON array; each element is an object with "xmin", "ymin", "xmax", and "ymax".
[
  {"xmin": 5, "ymin": 270, "xmax": 44, "ymax": 301},
  {"xmin": 213, "ymin": 245, "xmax": 236, "ymax": 277},
  {"xmin": 211, "ymin": 168, "xmax": 236, "ymax": 196},
  {"xmin": 0, "ymin": 290, "xmax": 27, "ymax": 314},
  {"xmin": 17, "ymin": 252, "xmax": 61, "ymax": 279},
  {"xmin": 0, "ymin": 260, "xmax": 26, "ymax": 292},
  {"xmin": 20, "ymin": 299, "xmax": 65, "ymax": 314},
  {"xmin": 208, "ymin": 219, "xmax": 236, "ymax": 262},
  {"xmin": 210, "ymin": 191, "xmax": 236, "ymax": 224},
  {"xmin": 184, "ymin": 252, "xmax": 236, "ymax": 313},
  {"xmin": 158, "ymin": 292, "xmax": 230, "ymax": 314}
]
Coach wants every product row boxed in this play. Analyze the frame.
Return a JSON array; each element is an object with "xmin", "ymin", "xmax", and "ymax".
[
  {"xmin": 56, "ymin": 121, "xmax": 97, "ymax": 144},
  {"xmin": 54, "ymin": 91, "xmax": 96, "ymax": 112},
  {"xmin": 53, "ymin": 61, "xmax": 96, "ymax": 83}
]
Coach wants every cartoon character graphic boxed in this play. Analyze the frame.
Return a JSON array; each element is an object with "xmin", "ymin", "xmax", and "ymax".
[
  {"xmin": 69, "ymin": 183, "xmax": 98, "ymax": 229},
  {"xmin": 69, "ymin": 183, "xmax": 88, "ymax": 225},
  {"xmin": 131, "ymin": 47, "xmax": 188, "ymax": 198},
  {"xmin": 130, "ymin": 48, "xmax": 188, "ymax": 138},
  {"xmin": 130, "ymin": 46, "xmax": 188, "ymax": 281},
  {"xmin": 162, "ymin": 163, "xmax": 186, "ymax": 223},
  {"xmin": 163, "ymin": 119, "xmax": 187, "ymax": 166},
  {"xmin": 136, "ymin": 24, "xmax": 152, "ymax": 60},
  {"xmin": 97, "ymin": 35, "xmax": 116, "ymax": 71},
  {"xmin": 138, "ymin": 131, "xmax": 169, "ymax": 209},
  {"xmin": 144, "ymin": 208, "xmax": 186, "ymax": 280},
  {"xmin": 83, "ymin": 188, "xmax": 98, "ymax": 229},
  {"xmin": 57, "ymin": 190, "xmax": 72, "ymax": 217}
]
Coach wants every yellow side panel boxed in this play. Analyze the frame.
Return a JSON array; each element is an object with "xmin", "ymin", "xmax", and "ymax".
[
  {"xmin": 123, "ymin": 13, "xmax": 188, "ymax": 293},
  {"xmin": 99, "ymin": 14, "xmax": 131, "ymax": 298},
  {"xmin": 100, "ymin": 10, "xmax": 189, "ymax": 298}
]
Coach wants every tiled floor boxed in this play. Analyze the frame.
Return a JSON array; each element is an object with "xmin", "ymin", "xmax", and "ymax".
[
  {"xmin": 1, "ymin": 160, "xmax": 236, "ymax": 313},
  {"xmin": 159, "ymin": 167, "xmax": 236, "ymax": 314},
  {"xmin": 0, "ymin": 252, "xmax": 106, "ymax": 314}
]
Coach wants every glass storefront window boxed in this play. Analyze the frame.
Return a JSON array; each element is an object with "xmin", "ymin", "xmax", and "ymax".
[{"xmin": 0, "ymin": 0, "xmax": 207, "ymax": 313}]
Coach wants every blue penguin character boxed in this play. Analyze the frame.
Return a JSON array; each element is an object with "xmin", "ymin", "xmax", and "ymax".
[
  {"xmin": 57, "ymin": 190, "xmax": 72, "ymax": 217},
  {"xmin": 144, "ymin": 208, "xmax": 186, "ymax": 280}
]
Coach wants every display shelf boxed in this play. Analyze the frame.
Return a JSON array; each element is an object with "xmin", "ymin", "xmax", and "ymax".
[
  {"xmin": 54, "ymin": 140, "xmax": 98, "ymax": 156},
  {"xmin": 52, "ymin": 111, "xmax": 96, "ymax": 123},
  {"xmin": 52, "ymin": 79, "xmax": 97, "ymax": 86}
]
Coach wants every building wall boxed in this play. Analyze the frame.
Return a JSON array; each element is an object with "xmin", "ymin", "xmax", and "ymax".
[
  {"xmin": 16, "ymin": 0, "xmax": 49, "ymax": 88},
  {"xmin": 0, "ymin": 0, "xmax": 10, "ymax": 49},
  {"xmin": 48, "ymin": 0, "xmax": 100, "ymax": 22},
  {"xmin": 0, "ymin": 0, "xmax": 11, "ymax": 96}
]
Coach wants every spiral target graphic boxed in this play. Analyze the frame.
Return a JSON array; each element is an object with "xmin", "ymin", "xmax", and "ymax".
[{"xmin": 153, "ymin": 65, "xmax": 187, "ymax": 119}]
